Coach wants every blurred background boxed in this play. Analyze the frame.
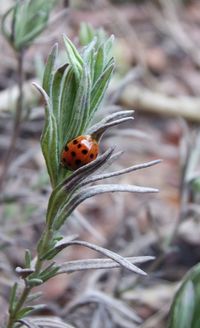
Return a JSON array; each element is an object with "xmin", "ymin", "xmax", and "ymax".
[{"xmin": 1, "ymin": 0, "xmax": 200, "ymax": 327}]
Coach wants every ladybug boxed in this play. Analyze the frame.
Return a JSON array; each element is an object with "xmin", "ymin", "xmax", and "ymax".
[{"xmin": 61, "ymin": 135, "xmax": 99, "ymax": 171}]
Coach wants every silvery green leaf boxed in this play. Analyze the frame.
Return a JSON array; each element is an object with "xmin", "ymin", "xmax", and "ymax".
[
  {"xmin": 51, "ymin": 64, "xmax": 69, "ymax": 156},
  {"xmin": 38, "ymin": 263, "xmax": 59, "ymax": 282},
  {"xmin": 54, "ymin": 184, "xmax": 158, "ymax": 229},
  {"xmin": 40, "ymin": 234, "xmax": 78, "ymax": 260},
  {"xmin": 81, "ymin": 159, "xmax": 162, "ymax": 187},
  {"xmin": 93, "ymin": 35, "xmax": 114, "ymax": 84},
  {"xmin": 57, "ymin": 256, "xmax": 155, "ymax": 274},
  {"xmin": 66, "ymin": 63, "xmax": 91, "ymax": 138},
  {"xmin": 43, "ymin": 43, "xmax": 58, "ymax": 96},
  {"xmin": 33, "ymin": 83, "xmax": 59, "ymax": 187},
  {"xmin": 87, "ymin": 109, "xmax": 134, "ymax": 135},
  {"xmin": 9, "ymin": 282, "xmax": 18, "ymax": 314},
  {"xmin": 24, "ymin": 249, "xmax": 32, "ymax": 268},
  {"xmin": 90, "ymin": 61, "xmax": 114, "ymax": 117},
  {"xmin": 27, "ymin": 292, "xmax": 43, "ymax": 303},
  {"xmin": 91, "ymin": 116, "xmax": 134, "ymax": 141},
  {"xmin": 79, "ymin": 22, "xmax": 95, "ymax": 46},
  {"xmin": 93, "ymin": 45, "xmax": 105, "ymax": 83},
  {"xmin": 27, "ymin": 278, "xmax": 43, "ymax": 287},
  {"xmin": 59, "ymin": 66, "xmax": 77, "ymax": 148},
  {"xmin": 43, "ymin": 239, "xmax": 148, "ymax": 276},
  {"xmin": 63, "ymin": 34, "xmax": 83, "ymax": 81}
]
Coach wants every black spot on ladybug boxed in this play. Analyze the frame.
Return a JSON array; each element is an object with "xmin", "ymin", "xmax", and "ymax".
[
  {"xmin": 77, "ymin": 144, "xmax": 82, "ymax": 148},
  {"xmin": 63, "ymin": 158, "xmax": 66, "ymax": 162},
  {"xmin": 65, "ymin": 146, "xmax": 69, "ymax": 151},
  {"xmin": 82, "ymin": 149, "xmax": 88, "ymax": 155},
  {"xmin": 73, "ymin": 139, "xmax": 78, "ymax": 145},
  {"xmin": 71, "ymin": 151, "xmax": 76, "ymax": 157},
  {"xmin": 90, "ymin": 153, "xmax": 94, "ymax": 159},
  {"xmin": 75, "ymin": 159, "xmax": 81, "ymax": 165}
]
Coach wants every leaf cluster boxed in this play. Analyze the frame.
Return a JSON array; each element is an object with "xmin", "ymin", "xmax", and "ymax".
[
  {"xmin": 2, "ymin": 0, "xmax": 56, "ymax": 51},
  {"xmin": 36, "ymin": 33, "xmax": 115, "ymax": 187}
]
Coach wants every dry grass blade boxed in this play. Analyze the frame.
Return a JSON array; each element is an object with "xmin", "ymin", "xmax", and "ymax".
[{"xmin": 58, "ymin": 256, "xmax": 155, "ymax": 274}]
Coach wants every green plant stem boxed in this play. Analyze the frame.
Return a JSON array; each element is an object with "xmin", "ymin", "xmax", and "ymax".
[
  {"xmin": 0, "ymin": 49, "xmax": 24, "ymax": 191},
  {"xmin": 7, "ymin": 286, "xmax": 31, "ymax": 328},
  {"xmin": 6, "ymin": 225, "xmax": 52, "ymax": 327}
]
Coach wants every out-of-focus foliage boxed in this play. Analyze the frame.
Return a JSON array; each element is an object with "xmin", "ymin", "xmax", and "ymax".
[
  {"xmin": 168, "ymin": 263, "xmax": 200, "ymax": 328},
  {"xmin": 1, "ymin": 0, "xmax": 56, "ymax": 51}
]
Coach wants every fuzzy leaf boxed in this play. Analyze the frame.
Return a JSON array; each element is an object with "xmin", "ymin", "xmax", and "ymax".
[
  {"xmin": 42, "ymin": 239, "xmax": 149, "ymax": 276},
  {"xmin": 57, "ymin": 256, "xmax": 155, "ymax": 274},
  {"xmin": 33, "ymin": 83, "xmax": 59, "ymax": 187},
  {"xmin": 79, "ymin": 23, "xmax": 95, "ymax": 46},
  {"xmin": 24, "ymin": 249, "xmax": 32, "ymax": 268},
  {"xmin": 9, "ymin": 282, "xmax": 18, "ymax": 314},
  {"xmin": 43, "ymin": 43, "xmax": 58, "ymax": 96},
  {"xmin": 38, "ymin": 263, "xmax": 59, "ymax": 281},
  {"xmin": 63, "ymin": 34, "xmax": 83, "ymax": 81},
  {"xmin": 81, "ymin": 159, "xmax": 162, "ymax": 187},
  {"xmin": 54, "ymin": 184, "xmax": 158, "ymax": 230},
  {"xmin": 90, "ymin": 61, "xmax": 114, "ymax": 117}
]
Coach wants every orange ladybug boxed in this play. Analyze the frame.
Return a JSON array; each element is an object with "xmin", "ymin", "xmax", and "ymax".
[{"xmin": 61, "ymin": 135, "xmax": 99, "ymax": 171}]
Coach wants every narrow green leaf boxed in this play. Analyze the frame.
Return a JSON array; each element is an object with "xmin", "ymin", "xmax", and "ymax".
[
  {"xmin": 27, "ymin": 278, "xmax": 43, "ymax": 287},
  {"xmin": 168, "ymin": 263, "xmax": 200, "ymax": 328},
  {"xmin": 90, "ymin": 61, "xmax": 114, "ymax": 117},
  {"xmin": 67, "ymin": 64, "xmax": 91, "ymax": 137},
  {"xmin": 93, "ymin": 46, "xmax": 104, "ymax": 83},
  {"xmin": 79, "ymin": 22, "xmax": 95, "ymax": 46},
  {"xmin": 33, "ymin": 82, "xmax": 59, "ymax": 187},
  {"xmin": 39, "ymin": 266, "xmax": 59, "ymax": 281},
  {"xmin": 59, "ymin": 66, "xmax": 77, "ymax": 144},
  {"xmin": 169, "ymin": 281, "xmax": 195, "ymax": 328},
  {"xmin": 43, "ymin": 43, "xmax": 58, "ymax": 96},
  {"xmin": 24, "ymin": 249, "xmax": 32, "ymax": 268},
  {"xmin": 39, "ymin": 100, "xmax": 59, "ymax": 188},
  {"xmin": 63, "ymin": 34, "xmax": 83, "ymax": 81},
  {"xmin": 16, "ymin": 306, "xmax": 34, "ymax": 320},
  {"xmin": 9, "ymin": 282, "xmax": 18, "ymax": 314},
  {"xmin": 39, "ymin": 263, "xmax": 59, "ymax": 281},
  {"xmin": 27, "ymin": 292, "xmax": 42, "ymax": 303}
]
